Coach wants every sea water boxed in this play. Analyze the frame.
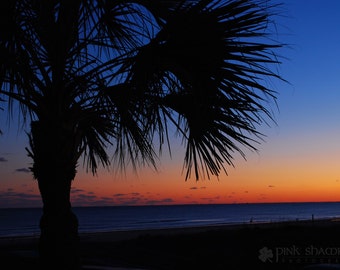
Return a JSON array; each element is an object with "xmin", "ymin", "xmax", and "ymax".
[{"xmin": 1, "ymin": 202, "xmax": 340, "ymax": 237}]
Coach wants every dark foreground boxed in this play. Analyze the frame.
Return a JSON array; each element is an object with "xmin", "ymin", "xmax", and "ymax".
[{"xmin": 2, "ymin": 219, "xmax": 340, "ymax": 269}]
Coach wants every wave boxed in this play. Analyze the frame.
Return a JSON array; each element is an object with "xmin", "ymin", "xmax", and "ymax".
[{"xmin": 1, "ymin": 202, "xmax": 340, "ymax": 237}]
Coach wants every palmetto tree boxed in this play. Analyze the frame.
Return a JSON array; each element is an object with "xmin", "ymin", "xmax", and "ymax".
[{"xmin": 0, "ymin": 0, "xmax": 284, "ymax": 269}]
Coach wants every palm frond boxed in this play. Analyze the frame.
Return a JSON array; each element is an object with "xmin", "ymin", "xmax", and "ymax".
[
  {"xmin": 129, "ymin": 0, "xmax": 284, "ymax": 179},
  {"xmin": 0, "ymin": 0, "xmax": 285, "ymax": 180},
  {"xmin": 77, "ymin": 109, "xmax": 113, "ymax": 174},
  {"xmin": 103, "ymin": 83, "xmax": 157, "ymax": 172}
]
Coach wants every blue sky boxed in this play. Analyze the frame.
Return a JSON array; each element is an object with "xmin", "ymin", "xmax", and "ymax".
[{"xmin": 272, "ymin": 0, "xmax": 340, "ymax": 155}]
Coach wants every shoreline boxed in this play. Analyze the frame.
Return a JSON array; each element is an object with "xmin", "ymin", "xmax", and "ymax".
[
  {"xmin": 1, "ymin": 217, "xmax": 339, "ymax": 242},
  {"xmin": 1, "ymin": 218, "xmax": 340, "ymax": 269},
  {"xmin": 79, "ymin": 217, "xmax": 340, "ymax": 241}
]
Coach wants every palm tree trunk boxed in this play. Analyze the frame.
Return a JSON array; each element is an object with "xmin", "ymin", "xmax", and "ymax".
[
  {"xmin": 29, "ymin": 121, "xmax": 81, "ymax": 270},
  {"xmin": 38, "ymin": 177, "xmax": 80, "ymax": 270}
]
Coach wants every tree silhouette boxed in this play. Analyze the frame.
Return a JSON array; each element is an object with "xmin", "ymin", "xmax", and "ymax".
[{"xmin": 0, "ymin": 0, "xmax": 284, "ymax": 269}]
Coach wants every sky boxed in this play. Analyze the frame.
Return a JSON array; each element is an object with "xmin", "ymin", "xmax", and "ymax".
[{"xmin": 1, "ymin": 0, "xmax": 340, "ymax": 208}]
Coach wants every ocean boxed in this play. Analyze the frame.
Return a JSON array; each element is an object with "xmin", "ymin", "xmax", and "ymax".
[{"xmin": 1, "ymin": 202, "xmax": 340, "ymax": 237}]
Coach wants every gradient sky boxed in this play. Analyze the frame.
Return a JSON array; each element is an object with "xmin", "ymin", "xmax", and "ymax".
[{"xmin": 1, "ymin": 0, "xmax": 340, "ymax": 208}]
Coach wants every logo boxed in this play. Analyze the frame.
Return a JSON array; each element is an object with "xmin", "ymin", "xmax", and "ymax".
[
  {"xmin": 258, "ymin": 247, "xmax": 273, "ymax": 262},
  {"xmin": 258, "ymin": 245, "xmax": 340, "ymax": 264}
]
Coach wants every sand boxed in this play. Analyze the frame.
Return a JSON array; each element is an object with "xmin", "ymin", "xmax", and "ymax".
[{"xmin": 1, "ymin": 218, "xmax": 340, "ymax": 269}]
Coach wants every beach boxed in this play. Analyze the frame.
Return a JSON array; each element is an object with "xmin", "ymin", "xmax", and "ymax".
[{"xmin": 1, "ymin": 219, "xmax": 340, "ymax": 269}]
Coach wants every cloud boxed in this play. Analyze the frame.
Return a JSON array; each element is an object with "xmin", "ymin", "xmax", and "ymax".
[
  {"xmin": 70, "ymin": 191, "xmax": 146, "ymax": 207},
  {"xmin": 201, "ymin": 197, "xmax": 215, "ymax": 203},
  {"xmin": 145, "ymin": 198, "xmax": 174, "ymax": 205},
  {"xmin": 71, "ymin": 187, "xmax": 99, "ymax": 206},
  {"xmin": 77, "ymin": 194, "xmax": 96, "ymax": 200},
  {"xmin": 92, "ymin": 198, "xmax": 115, "ymax": 206},
  {"xmin": 113, "ymin": 193, "xmax": 125, "ymax": 197},
  {"xmin": 70, "ymin": 189, "xmax": 144, "ymax": 207},
  {"xmin": 100, "ymin": 196, "xmax": 114, "ymax": 201},
  {"xmin": 15, "ymin": 168, "xmax": 31, "ymax": 173},
  {"xmin": 71, "ymin": 188, "xmax": 85, "ymax": 194},
  {"xmin": 188, "ymin": 186, "xmax": 206, "ymax": 190},
  {"xmin": 268, "ymin": 185, "xmax": 275, "ymax": 188},
  {"xmin": 163, "ymin": 198, "xmax": 174, "ymax": 203},
  {"xmin": 0, "ymin": 190, "xmax": 42, "ymax": 208},
  {"xmin": 0, "ymin": 157, "xmax": 8, "ymax": 162},
  {"xmin": 119, "ymin": 199, "xmax": 141, "ymax": 206}
]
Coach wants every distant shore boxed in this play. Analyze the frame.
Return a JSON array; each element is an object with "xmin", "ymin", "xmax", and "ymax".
[{"xmin": 1, "ymin": 218, "xmax": 340, "ymax": 269}]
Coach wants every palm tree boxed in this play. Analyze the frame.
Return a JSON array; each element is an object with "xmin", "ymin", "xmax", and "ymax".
[{"xmin": 0, "ymin": 0, "xmax": 284, "ymax": 269}]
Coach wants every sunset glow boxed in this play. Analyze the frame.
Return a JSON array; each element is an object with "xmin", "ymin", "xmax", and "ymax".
[{"xmin": 1, "ymin": 0, "xmax": 340, "ymax": 208}]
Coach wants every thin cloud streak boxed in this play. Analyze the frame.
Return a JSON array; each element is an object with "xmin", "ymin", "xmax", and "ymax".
[
  {"xmin": 15, "ymin": 168, "xmax": 30, "ymax": 173},
  {"xmin": 0, "ymin": 190, "xmax": 42, "ymax": 208}
]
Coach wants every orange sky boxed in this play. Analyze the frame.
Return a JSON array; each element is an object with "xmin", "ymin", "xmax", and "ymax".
[
  {"xmin": 2, "ymin": 128, "xmax": 340, "ymax": 208},
  {"xmin": 70, "ymin": 136, "xmax": 340, "ymax": 206}
]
